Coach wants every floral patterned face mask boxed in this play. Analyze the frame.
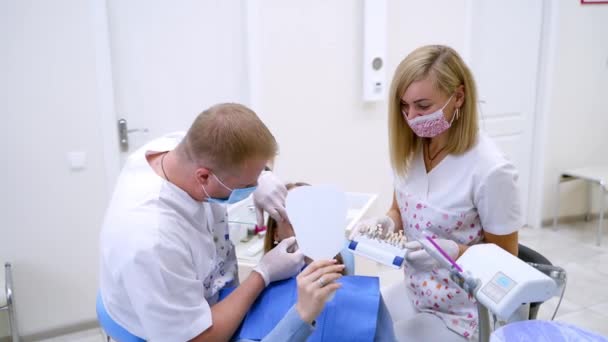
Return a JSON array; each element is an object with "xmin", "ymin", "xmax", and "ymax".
[{"xmin": 404, "ymin": 94, "xmax": 458, "ymax": 138}]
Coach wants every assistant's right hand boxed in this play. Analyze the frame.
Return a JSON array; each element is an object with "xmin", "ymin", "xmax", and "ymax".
[
  {"xmin": 253, "ymin": 236, "xmax": 305, "ymax": 286},
  {"xmin": 295, "ymin": 259, "xmax": 344, "ymax": 324},
  {"xmin": 349, "ymin": 215, "xmax": 396, "ymax": 239}
]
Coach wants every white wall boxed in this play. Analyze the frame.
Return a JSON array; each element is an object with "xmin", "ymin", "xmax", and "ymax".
[
  {"xmin": 0, "ymin": 0, "xmax": 109, "ymax": 336},
  {"xmin": 541, "ymin": 1, "xmax": 608, "ymax": 220},
  {"xmin": 252, "ymin": 0, "xmax": 467, "ymax": 216}
]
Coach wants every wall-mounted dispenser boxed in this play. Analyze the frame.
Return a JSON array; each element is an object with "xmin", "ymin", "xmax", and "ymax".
[{"xmin": 362, "ymin": 0, "xmax": 387, "ymax": 102}]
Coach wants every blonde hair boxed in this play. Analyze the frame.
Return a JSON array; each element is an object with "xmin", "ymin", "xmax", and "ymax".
[
  {"xmin": 388, "ymin": 45, "xmax": 479, "ymax": 177},
  {"xmin": 181, "ymin": 103, "xmax": 278, "ymax": 173}
]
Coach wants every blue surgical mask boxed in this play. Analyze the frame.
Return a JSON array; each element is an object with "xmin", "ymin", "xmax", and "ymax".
[{"xmin": 202, "ymin": 173, "xmax": 257, "ymax": 205}]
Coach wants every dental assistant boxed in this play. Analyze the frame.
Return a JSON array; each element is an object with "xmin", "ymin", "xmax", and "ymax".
[
  {"xmin": 99, "ymin": 103, "xmax": 318, "ymax": 341},
  {"xmin": 358, "ymin": 45, "xmax": 522, "ymax": 341}
]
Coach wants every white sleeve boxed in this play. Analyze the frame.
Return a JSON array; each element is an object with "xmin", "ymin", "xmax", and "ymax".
[
  {"xmin": 474, "ymin": 162, "xmax": 523, "ymax": 235},
  {"xmin": 122, "ymin": 241, "xmax": 212, "ymax": 342}
]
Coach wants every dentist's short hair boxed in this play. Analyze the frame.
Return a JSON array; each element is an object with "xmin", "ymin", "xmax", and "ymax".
[{"xmin": 183, "ymin": 103, "xmax": 278, "ymax": 173}]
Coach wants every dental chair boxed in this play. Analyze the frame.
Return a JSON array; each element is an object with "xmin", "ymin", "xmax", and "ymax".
[
  {"xmin": 517, "ymin": 244, "xmax": 553, "ymax": 320},
  {"xmin": 1, "ymin": 263, "xmax": 19, "ymax": 342}
]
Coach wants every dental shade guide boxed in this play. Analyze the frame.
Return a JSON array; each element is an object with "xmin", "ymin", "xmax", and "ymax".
[{"xmin": 348, "ymin": 223, "xmax": 409, "ymax": 268}]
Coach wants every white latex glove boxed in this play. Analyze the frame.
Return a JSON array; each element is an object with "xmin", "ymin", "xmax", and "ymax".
[
  {"xmin": 404, "ymin": 239, "xmax": 459, "ymax": 271},
  {"xmin": 349, "ymin": 215, "xmax": 395, "ymax": 240},
  {"xmin": 253, "ymin": 171, "xmax": 289, "ymax": 227},
  {"xmin": 253, "ymin": 236, "xmax": 305, "ymax": 286}
]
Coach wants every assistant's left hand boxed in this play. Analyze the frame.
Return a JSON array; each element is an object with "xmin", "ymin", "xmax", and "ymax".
[
  {"xmin": 253, "ymin": 171, "xmax": 289, "ymax": 227},
  {"xmin": 404, "ymin": 239, "xmax": 459, "ymax": 271}
]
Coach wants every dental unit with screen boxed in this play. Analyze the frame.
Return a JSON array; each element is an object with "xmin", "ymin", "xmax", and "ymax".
[{"xmin": 348, "ymin": 224, "xmax": 567, "ymax": 342}]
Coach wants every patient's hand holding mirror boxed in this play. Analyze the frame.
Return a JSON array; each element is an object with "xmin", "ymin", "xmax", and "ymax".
[{"xmin": 286, "ymin": 185, "xmax": 347, "ymax": 261}]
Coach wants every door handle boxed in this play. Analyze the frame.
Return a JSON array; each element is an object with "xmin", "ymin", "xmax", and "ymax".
[{"xmin": 117, "ymin": 118, "xmax": 149, "ymax": 152}]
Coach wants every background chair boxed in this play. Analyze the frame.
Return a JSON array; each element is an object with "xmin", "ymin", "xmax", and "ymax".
[
  {"xmin": 553, "ymin": 167, "xmax": 608, "ymax": 246},
  {"xmin": 1, "ymin": 263, "xmax": 19, "ymax": 342}
]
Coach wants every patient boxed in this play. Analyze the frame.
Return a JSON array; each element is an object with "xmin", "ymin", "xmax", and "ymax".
[
  {"xmin": 254, "ymin": 182, "xmax": 397, "ymax": 342},
  {"xmin": 223, "ymin": 182, "xmax": 346, "ymax": 342},
  {"xmin": 226, "ymin": 182, "xmax": 396, "ymax": 341}
]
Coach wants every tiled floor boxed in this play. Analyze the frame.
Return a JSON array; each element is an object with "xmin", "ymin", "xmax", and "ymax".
[
  {"xmin": 37, "ymin": 328, "xmax": 105, "ymax": 342},
  {"xmin": 40, "ymin": 220, "xmax": 608, "ymax": 341}
]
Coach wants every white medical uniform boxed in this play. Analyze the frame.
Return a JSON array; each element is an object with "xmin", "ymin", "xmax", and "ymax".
[
  {"xmin": 99, "ymin": 132, "xmax": 238, "ymax": 342},
  {"xmin": 394, "ymin": 132, "xmax": 522, "ymax": 339}
]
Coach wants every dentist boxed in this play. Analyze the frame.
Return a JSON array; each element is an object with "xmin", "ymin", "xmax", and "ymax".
[{"xmin": 99, "ymin": 103, "xmax": 331, "ymax": 341}]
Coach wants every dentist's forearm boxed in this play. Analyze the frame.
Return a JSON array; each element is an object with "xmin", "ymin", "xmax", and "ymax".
[{"xmin": 189, "ymin": 271, "xmax": 265, "ymax": 342}]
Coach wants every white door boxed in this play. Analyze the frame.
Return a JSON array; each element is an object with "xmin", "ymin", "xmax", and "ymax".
[
  {"xmin": 468, "ymin": 0, "xmax": 544, "ymax": 226},
  {"xmin": 103, "ymin": 0, "xmax": 250, "ymax": 165}
]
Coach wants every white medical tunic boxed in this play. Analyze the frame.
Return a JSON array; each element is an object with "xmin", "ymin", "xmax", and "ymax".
[
  {"xmin": 395, "ymin": 132, "xmax": 522, "ymax": 338},
  {"xmin": 99, "ymin": 133, "xmax": 238, "ymax": 342}
]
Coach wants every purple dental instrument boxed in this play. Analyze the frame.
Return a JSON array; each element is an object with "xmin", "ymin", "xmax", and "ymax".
[{"xmin": 425, "ymin": 235, "xmax": 463, "ymax": 273}]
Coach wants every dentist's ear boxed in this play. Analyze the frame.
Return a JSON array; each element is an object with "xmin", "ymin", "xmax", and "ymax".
[{"xmin": 195, "ymin": 167, "xmax": 212, "ymax": 185}]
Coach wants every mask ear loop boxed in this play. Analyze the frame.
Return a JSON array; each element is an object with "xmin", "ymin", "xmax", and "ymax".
[
  {"xmin": 201, "ymin": 182, "xmax": 213, "ymax": 199},
  {"xmin": 212, "ymin": 173, "xmax": 234, "ymax": 192},
  {"xmin": 450, "ymin": 107, "xmax": 460, "ymax": 125}
]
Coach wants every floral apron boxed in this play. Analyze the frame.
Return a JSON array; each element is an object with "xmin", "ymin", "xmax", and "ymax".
[{"xmin": 396, "ymin": 187, "xmax": 483, "ymax": 339}]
